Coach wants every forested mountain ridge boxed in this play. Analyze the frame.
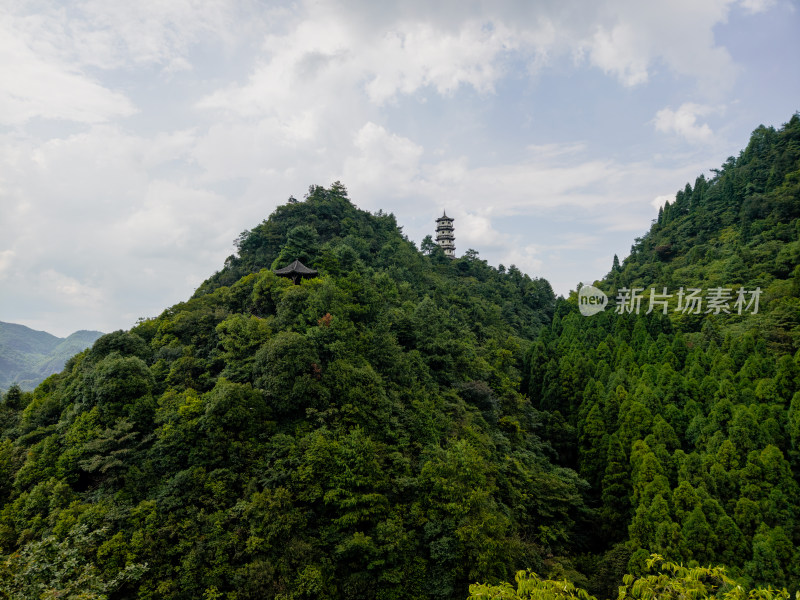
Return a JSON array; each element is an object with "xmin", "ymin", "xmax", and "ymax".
[
  {"xmin": 0, "ymin": 184, "xmax": 577, "ymax": 599},
  {"xmin": 523, "ymin": 114, "xmax": 800, "ymax": 596},
  {"xmin": 0, "ymin": 322, "xmax": 104, "ymax": 391},
  {"xmin": 602, "ymin": 113, "xmax": 800, "ymax": 349},
  {"xmin": 2, "ymin": 112, "xmax": 799, "ymax": 599}
]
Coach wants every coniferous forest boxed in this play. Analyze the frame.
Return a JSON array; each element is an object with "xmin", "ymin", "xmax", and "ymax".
[{"xmin": 0, "ymin": 114, "xmax": 798, "ymax": 599}]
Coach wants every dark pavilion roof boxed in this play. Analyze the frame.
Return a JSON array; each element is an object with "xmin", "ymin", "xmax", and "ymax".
[
  {"xmin": 436, "ymin": 210, "xmax": 452, "ymax": 221},
  {"xmin": 274, "ymin": 259, "xmax": 318, "ymax": 277}
]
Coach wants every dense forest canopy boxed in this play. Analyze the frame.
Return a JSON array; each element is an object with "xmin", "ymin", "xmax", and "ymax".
[
  {"xmin": 0, "ymin": 183, "xmax": 565, "ymax": 599},
  {"xmin": 0, "ymin": 113, "xmax": 798, "ymax": 599},
  {"xmin": 521, "ymin": 113, "xmax": 800, "ymax": 595}
]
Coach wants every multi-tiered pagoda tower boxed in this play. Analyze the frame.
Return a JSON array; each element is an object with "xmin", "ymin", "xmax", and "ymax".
[{"xmin": 435, "ymin": 211, "xmax": 455, "ymax": 258}]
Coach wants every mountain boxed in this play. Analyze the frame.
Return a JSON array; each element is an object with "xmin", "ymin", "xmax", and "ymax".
[
  {"xmin": 0, "ymin": 113, "xmax": 798, "ymax": 599},
  {"xmin": 0, "ymin": 322, "xmax": 104, "ymax": 391},
  {"xmin": 522, "ymin": 113, "xmax": 800, "ymax": 595},
  {"xmin": 0, "ymin": 183, "xmax": 572, "ymax": 599},
  {"xmin": 599, "ymin": 113, "xmax": 800, "ymax": 350}
]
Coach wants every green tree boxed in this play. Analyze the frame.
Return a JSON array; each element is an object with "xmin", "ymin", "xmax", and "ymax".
[
  {"xmin": 254, "ymin": 331, "xmax": 326, "ymax": 416},
  {"xmin": 601, "ymin": 435, "xmax": 630, "ymax": 541},
  {"xmin": 275, "ymin": 224, "xmax": 320, "ymax": 266},
  {"xmin": 579, "ymin": 403, "xmax": 608, "ymax": 491}
]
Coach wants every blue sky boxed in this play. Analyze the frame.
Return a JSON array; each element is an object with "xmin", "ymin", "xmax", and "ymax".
[{"xmin": 1, "ymin": 0, "xmax": 798, "ymax": 336}]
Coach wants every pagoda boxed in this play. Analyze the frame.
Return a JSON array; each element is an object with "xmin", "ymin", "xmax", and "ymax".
[
  {"xmin": 435, "ymin": 211, "xmax": 455, "ymax": 258},
  {"xmin": 274, "ymin": 259, "xmax": 318, "ymax": 284}
]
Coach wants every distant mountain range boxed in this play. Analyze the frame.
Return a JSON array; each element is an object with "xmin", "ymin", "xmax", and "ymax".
[{"xmin": 0, "ymin": 321, "xmax": 104, "ymax": 391}]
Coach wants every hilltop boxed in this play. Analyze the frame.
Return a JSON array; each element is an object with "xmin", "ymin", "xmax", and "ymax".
[{"xmin": 0, "ymin": 184, "xmax": 570, "ymax": 599}]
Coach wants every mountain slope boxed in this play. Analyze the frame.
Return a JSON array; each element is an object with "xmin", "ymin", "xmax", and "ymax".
[
  {"xmin": 0, "ymin": 184, "xmax": 579, "ymax": 600},
  {"xmin": 524, "ymin": 114, "xmax": 800, "ymax": 595},
  {"xmin": 3, "ymin": 113, "xmax": 798, "ymax": 598},
  {"xmin": 602, "ymin": 113, "xmax": 800, "ymax": 349},
  {"xmin": 0, "ymin": 322, "xmax": 104, "ymax": 390}
]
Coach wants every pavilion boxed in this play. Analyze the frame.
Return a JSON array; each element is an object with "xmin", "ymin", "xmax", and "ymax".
[{"xmin": 274, "ymin": 259, "xmax": 318, "ymax": 284}]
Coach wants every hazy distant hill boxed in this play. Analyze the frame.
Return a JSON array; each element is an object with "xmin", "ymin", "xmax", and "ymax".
[{"xmin": 0, "ymin": 321, "xmax": 104, "ymax": 390}]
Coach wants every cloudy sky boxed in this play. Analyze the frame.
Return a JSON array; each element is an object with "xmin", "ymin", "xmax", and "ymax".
[{"xmin": 1, "ymin": 0, "xmax": 798, "ymax": 336}]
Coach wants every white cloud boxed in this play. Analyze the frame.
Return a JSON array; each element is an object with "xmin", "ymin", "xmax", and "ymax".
[
  {"xmin": 500, "ymin": 244, "xmax": 543, "ymax": 273},
  {"xmin": 738, "ymin": 0, "xmax": 777, "ymax": 14},
  {"xmin": 420, "ymin": 156, "xmax": 628, "ymax": 214},
  {"xmin": 651, "ymin": 194, "xmax": 674, "ymax": 210},
  {"xmin": 73, "ymin": 0, "xmax": 237, "ymax": 68},
  {"xmin": 343, "ymin": 123, "xmax": 424, "ymax": 197},
  {"xmin": 189, "ymin": 0, "xmax": 746, "ymax": 208},
  {"xmin": 362, "ymin": 20, "xmax": 520, "ymax": 104},
  {"xmin": 197, "ymin": 15, "xmax": 360, "ymax": 117},
  {"xmin": 525, "ymin": 142, "xmax": 588, "ymax": 159},
  {"xmin": 654, "ymin": 103, "xmax": 719, "ymax": 143},
  {"xmin": 0, "ymin": 15, "xmax": 136, "ymax": 125},
  {"xmin": 303, "ymin": 0, "xmax": 740, "ymax": 93},
  {"xmin": 0, "ymin": 0, "xmax": 255, "ymax": 126},
  {"xmin": 458, "ymin": 213, "xmax": 505, "ymax": 249},
  {"xmin": 0, "ymin": 0, "xmax": 792, "ymax": 331},
  {"xmin": 5, "ymin": 0, "xmax": 245, "ymax": 71},
  {"xmin": 549, "ymin": 232, "xmax": 603, "ymax": 251},
  {"xmin": 110, "ymin": 181, "xmax": 230, "ymax": 259},
  {"xmin": 0, "ymin": 124, "xmax": 240, "ymax": 333},
  {"xmin": 0, "ymin": 250, "xmax": 15, "ymax": 279},
  {"xmin": 40, "ymin": 269, "xmax": 106, "ymax": 309},
  {"xmin": 589, "ymin": 22, "xmax": 650, "ymax": 86},
  {"xmin": 583, "ymin": 0, "xmax": 737, "ymax": 91},
  {"xmin": 143, "ymin": 130, "xmax": 197, "ymax": 167}
]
